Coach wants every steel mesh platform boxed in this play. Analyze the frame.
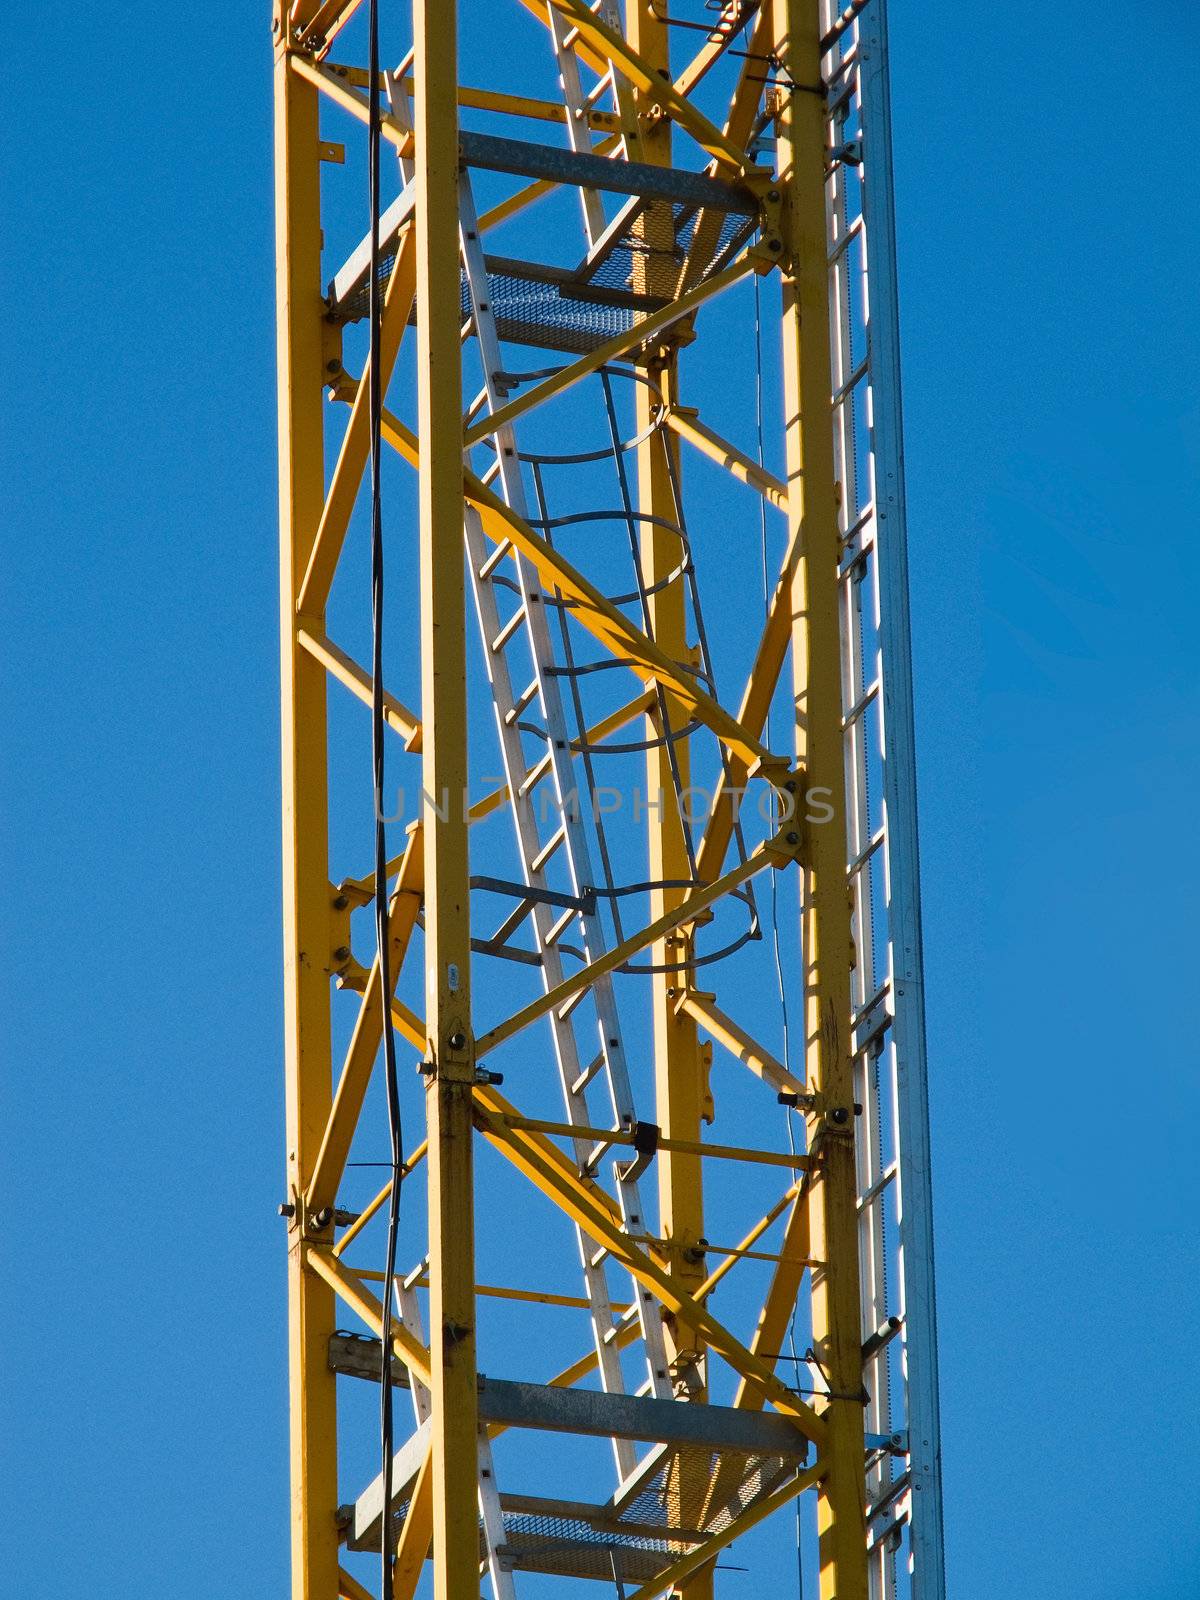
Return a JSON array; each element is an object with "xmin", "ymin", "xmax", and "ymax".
[
  {"xmin": 330, "ymin": 202, "xmax": 754, "ymax": 354},
  {"xmin": 497, "ymin": 1443, "xmax": 793, "ymax": 1581},
  {"xmin": 363, "ymin": 1444, "xmax": 796, "ymax": 1582}
]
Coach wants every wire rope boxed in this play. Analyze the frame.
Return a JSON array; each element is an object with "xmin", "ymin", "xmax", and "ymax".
[
  {"xmin": 366, "ymin": 6, "xmax": 406, "ymax": 1594},
  {"xmin": 755, "ymin": 263, "xmax": 806, "ymax": 1600}
]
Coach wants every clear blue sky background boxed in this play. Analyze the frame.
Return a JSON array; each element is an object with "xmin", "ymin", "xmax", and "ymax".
[{"xmin": 3, "ymin": 4, "xmax": 1199, "ymax": 1597}]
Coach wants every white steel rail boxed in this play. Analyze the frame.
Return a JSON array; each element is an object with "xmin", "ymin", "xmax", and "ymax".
[
  {"xmin": 822, "ymin": 3, "xmax": 946, "ymax": 1596},
  {"xmin": 857, "ymin": 4, "xmax": 947, "ymax": 1592}
]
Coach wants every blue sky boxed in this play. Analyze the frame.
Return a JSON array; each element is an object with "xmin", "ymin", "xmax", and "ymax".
[{"xmin": 3, "ymin": 4, "xmax": 1199, "ymax": 1597}]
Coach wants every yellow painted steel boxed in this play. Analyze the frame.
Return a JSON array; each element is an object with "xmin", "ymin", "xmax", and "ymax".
[
  {"xmin": 307, "ymin": 827, "xmax": 424, "ymax": 1214},
  {"xmin": 618, "ymin": 18, "xmax": 716, "ymax": 1586},
  {"xmin": 297, "ymin": 627, "xmax": 422, "ymax": 747},
  {"xmin": 473, "ymin": 1091, "xmax": 827, "ymax": 1446},
  {"xmin": 298, "ymin": 228, "xmax": 417, "ymax": 615},
  {"xmin": 328, "ymin": 67, "xmax": 622, "ymax": 132},
  {"xmin": 543, "ymin": 0, "xmax": 748, "ymax": 172},
  {"xmin": 411, "ymin": 5, "xmax": 480, "ymax": 1596},
  {"xmin": 275, "ymin": 25, "xmax": 339, "ymax": 1599},
  {"xmin": 624, "ymin": 1460, "xmax": 826, "ymax": 1600},
  {"xmin": 492, "ymin": 1111, "xmax": 811, "ymax": 1171},
  {"xmin": 662, "ymin": 404, "xmax": 789, "ymax": 513},
  {"xmin": 307, "ymin": 1246, "xmax": 433, "ymax": 1386},
  {"xmin": 679, "ymin": 990, "xmax": 806, "ymax": 1097},
  {"xmin": 772, "ymin": 1, "xmax": 870, "ymax": 1592},
  {"xmin": 331, "ymin": 1143, "xmax": 427, "ymax": 1260},
  {"xmin": 274, "ymin": 3, "xmax": 881, "ymax": 1595}
]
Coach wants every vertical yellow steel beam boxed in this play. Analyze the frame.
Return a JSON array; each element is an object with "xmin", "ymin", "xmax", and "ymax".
[
  {"xmin": 626, "ymin": 6, "xmax": 710, "ymax": 1595},
  {"xmin": 275, "ymin": 23, "xmax": 340, "ymax": 1600},
  {"xmin": 413, "ymin": 4, "xmax": 478, "ymax": 1597},
  {"xmin": 772, "ymin": 1, "xmax": 869, "ymax": 1594}
]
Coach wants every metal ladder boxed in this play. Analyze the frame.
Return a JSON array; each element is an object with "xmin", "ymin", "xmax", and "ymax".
[
  {"xmin": 459, "ymin": 172, "xmax": 674, "ymax": 1482},
  {"xmin": 821, "ymin": 3, "xmax": 946, "ymax": 1597}
]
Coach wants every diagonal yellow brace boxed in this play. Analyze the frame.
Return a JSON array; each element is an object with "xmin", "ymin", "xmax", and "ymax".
[
  {"xmin": 337, "ymin": 688, "xmax": 654, "ymax": 898},
  {"xmin": 297, "ymin": 221, "xmax": 418, "ymax": 616},
  {"xmin": 543, "ymin": 0, "xmax": 750, "ymax": 172},
  {"xmin": 679, "ymin": 989, "xmax": 806, "ymax": 1096},
  {"xmin": 305, "ymin": 1245, "xmax": 432, "ymax": 1389},
  {"xmin": 663, "ymin": 405, "xmax": 788, "ymax": 512},
  {"xmin": 468, "ymin": 688, "xmax": 654, "ymax": 823},
  {"xmin": 473, "ymin": 1080, "xmax": 628, "ymax": 1232},
  {"xmin": 298, "ymin": 628, "xmax": 422, "ymax": 749},
  {"xmin": 462, "ymin": 252, "xmax": 759, "ymax": 447},
  {"xmin": 679, "ymin": 2, "xmax": 776, "ymax": 292},
  {"xmin": 291, "ymin": 0, "xmax": 363, "ymax": 52},
  {"xmin": 382, "ymin": 406, "xmax": 780, "ymax": 774},
  {"xmin": 332, "ymin": 1139, "xmax": 427, "ymax": 1259},
  {"xmin": 476, "ymin": 832, "xmax": 796, "ymax": 1056},
  {"xmin": 706, "ymin": 1181, "xmax": 813, "ymax": 1519},
  {"xmin": 306, "ymin": 827, "xmax": 424, "ymax": 1212},
  {"xmin": 336, "ymin": 1567, "xmax": 376, "ymax": 1600},
  {"xmin": 673, "ymin": 3, "xmax": 761, "ymax": 100},
  {"xmin": 694, "ymin": 1178, "xmax": 805, "ymax": 1302},
  {"xmin": 290, "ymin": 55, "xmax": 415, "ymax": 160},
  {"xmin": 512, "ymin": 0, "xmax": 607, "ymax": 75},
  {"xmin": 734, "ymin": 1164, "xmax": 813, "ymax": 1410},
  {"xmin": 474, "ymin": 1092, "xmax": 826, "ymax": 1447},
  {"xmin": 695, "ymin": 503, "xmax": 805, "ymax": 884}
]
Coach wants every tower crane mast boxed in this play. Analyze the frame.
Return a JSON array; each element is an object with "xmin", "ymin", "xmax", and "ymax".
[{"xmin": 273, "ymin": 3, "xmax": 943, "ymax": 1596}]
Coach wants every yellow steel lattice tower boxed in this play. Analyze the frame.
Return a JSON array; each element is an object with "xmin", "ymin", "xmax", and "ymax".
[{"xmin": 273, "ymin": 3, "xmax": 944, "ymax": 1598}]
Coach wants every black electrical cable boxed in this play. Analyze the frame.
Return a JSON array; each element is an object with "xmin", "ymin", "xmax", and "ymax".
[{"xmin": 366, "ymin": 4, "xmax": 405, "ymax": 1596}]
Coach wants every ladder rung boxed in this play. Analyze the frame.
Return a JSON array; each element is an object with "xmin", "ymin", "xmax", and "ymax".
[
  {"xmin": 478, "ymin": 538, "xmax": 513, "ymax": 580},
  {"xmin": 556, "ymin": 985, "xmax": 590, "ymax": 1022},
  {"xmin": 518, "ymin": 754, "xmax": 552, "ymax": 798},
  {"xmin": 504, "ymin": 679, "xmax": 539, "ymax": 726},
  {"xmin": 840, "ymin": 501, "xmax": 875, "ymax": 548},
  {"xmin": 544, "ymin": 904, "xmax": 578, "ymax": 947},
  {"xmin": 858, "ymin": 1162, "xmax": 897, "ymax": 1213},
  {"xmin": 581, "ymin": 1138, "xmax": 613, "ymax": 1179},
  {"xmin": 832, "ymin": 355, "xmax": 869, "ymax": 409},
  {"xmin": 571, "ymin": 1051, "xmax": 605, "ymax": 1096},
  {"xmin": 853, "ymin": 981, "xmax": 890, "ymax": 1025},
  {"xmin": 530, "ymin": 827, "xmax": 566, "ymax": 873},
  {"xmin": 843, "ymin": 679, "xmax": 880, "ymax": 729},
  {"xmin": 848, "ymin": 827, "xmax": 885, "ymax": 877},
  {"xmin": 491, "ymin": 607, "xmax": 527, "ymax": 654},
  {"xmin": 829, "ymin": 213, "xmax": 863, "ymax": 266}
]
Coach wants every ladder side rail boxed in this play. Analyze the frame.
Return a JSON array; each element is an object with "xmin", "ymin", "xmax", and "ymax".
[
  {"xmin": 824, "ymin": 18, "xmax": 899, "ymax": 1594},
  {"xmin": 857, "ymin": 3, "xmax": 947, "ymax": 1594},
  {"xmin": 833, "ymin": 159, "xmax": 899, "ymax": 1600},
  {"xmin": 823, "ymin": 11, "xmax": 896, "ymax": 1566},
  {"xmin": 547, "ymin": 5, "xmax": 608, "ymax": 245}
]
